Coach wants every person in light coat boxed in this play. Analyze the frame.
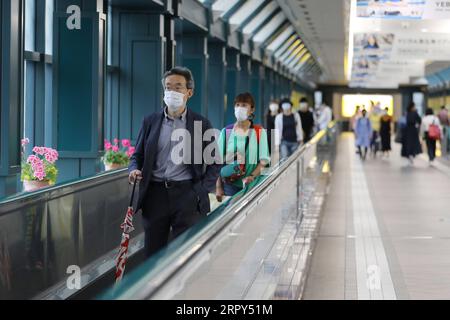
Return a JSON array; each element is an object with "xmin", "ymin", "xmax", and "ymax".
[
  {"xmin": 275, "ymin": 98, "xmax": 303, "ymax": 161},
  {"xmin": 355, "ymin": 109, "xmax": 372, "ymax": 161}
]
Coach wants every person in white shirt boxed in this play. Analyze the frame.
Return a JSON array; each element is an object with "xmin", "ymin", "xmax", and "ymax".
[
  {"xmin": 420, "ymin": 108, "xmax": 443, "ymax": 163},
  {"xmin": 317, "ymin": 102, "xmax": 333, "ymax": 131},
  {"xmin": 275, "ymin": 98, "xmax": 303, "ymax": 161}
]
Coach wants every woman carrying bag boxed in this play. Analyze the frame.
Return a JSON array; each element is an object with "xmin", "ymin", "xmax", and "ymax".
[
  {"xmin": 421, "ymin": 108, "xmax": 443, "ymax": 163},
  {"xmin": 216, "ymin": 93, "xmax": 270, "ymax": 201}
]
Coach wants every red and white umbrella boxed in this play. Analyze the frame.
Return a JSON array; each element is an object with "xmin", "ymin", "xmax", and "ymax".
[{"xmin": 115, "ymin": 180, "xmax": 137, "ymax": 283}]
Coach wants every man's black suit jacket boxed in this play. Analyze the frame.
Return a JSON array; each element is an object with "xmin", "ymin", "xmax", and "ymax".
[{"xmin": 128, "ymin": 108, "xmax": 221, "ymax": 215}]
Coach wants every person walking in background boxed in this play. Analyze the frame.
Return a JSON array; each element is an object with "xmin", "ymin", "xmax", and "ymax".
[
  {"xmin": 351, "ymin": 105, "xmax": 362, "ymax": 155},
  {"xmin": 317, "ymin": 102, "xmax": 333, "ymax": 131},
  {"xmin": 421, "ymin": 108, "xmax": 443, "ymax": 163},
  {"xmin": 275, "ymin": 98, "xmax": 303, "ymax": 160},
  {"xmin": 380, "ymin": 107, "xmax": 393, "ymax": 157},
  {"xmin": 369, "ymin": 102, "xmax": 382, "ymax": 157},
  {"xmin": 401, "ymin": 102, "xmax": 422, "ymax": 165},
  {"xmin": 265, "ymin": 100, "xmax": 280, "ymax": 155},
  {"xmin": 355, "ymin": 109, "xmax": 372, "ymax": 161},
  {"xmin": 351, "ymin": 105, "xmax": 362, "ymax": 132},
  {"xmin": 298, "ymin": 97, "xmax": 315, "ymax": 143},
  {"xmin": 438, "ymin": 105, "xmax": 449, "ymax": 127},
  {"xmin": 438, "ymin": 105, "xmax": 449, "ymax": 155}
]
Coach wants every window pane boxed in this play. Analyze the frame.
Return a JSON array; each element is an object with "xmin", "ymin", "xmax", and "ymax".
[{"xmin": 25, "ymin": 0, "xmax": 35, "ymax": 51}]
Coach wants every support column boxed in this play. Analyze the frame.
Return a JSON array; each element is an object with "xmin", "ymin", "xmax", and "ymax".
[
  {"xmin": 53, "ymin": 0, "xmax": 105, "ymax": 181},
  {"xmin": 178, "ymin": 34, "xmax": 208, "ymax": 115},
  {"xmin": 225, "ymin": 49, "xmax": 241, "ymax": 124},
  {"xmin": 251, "ymin": 61, "xmax": 263, "ymax": 124},
  {"xmin": 0, "ymin": 0, "xmax": 24, "ymax": 196},
  {"xmin": 207, "ymin": 41, "xmax": 227, "ymax": 129},
  {"xmin": 239, "ymin": 55, "xmax": 251, "ymax": 93}
]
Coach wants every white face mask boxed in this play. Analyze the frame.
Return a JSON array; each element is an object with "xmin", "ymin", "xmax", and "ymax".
[
  {"xmin": 300, "ymin": 102, "xmax": 308, "ymax": 110},
  {"xmin": 282, "ymin": 103, "xmax": 292, "ymax": 112},
  {"xmin": 269, "ymin": 104, "xmax": 279, "ymax": 112},
  {"xmin": 235, "ymin": 106, "xmax": 249, "ymax": 122},
  {"xmin": 164, "ymin": 90, "xmax": 185, "ymax": 113}
]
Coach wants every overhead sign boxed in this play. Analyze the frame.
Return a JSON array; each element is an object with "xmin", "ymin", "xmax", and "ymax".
[
  {"xmin": 357, "ymin": 0, "xmax": 450, "ymax": 20},
  {"xmin": 391, "ymin": 33, "xmax": 450, "ymax": 60}
]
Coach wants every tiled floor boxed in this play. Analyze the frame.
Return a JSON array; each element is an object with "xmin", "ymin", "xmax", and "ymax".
[{"xmin": 303, "ymin": 133, "xmax": 450, "ymax": 300}]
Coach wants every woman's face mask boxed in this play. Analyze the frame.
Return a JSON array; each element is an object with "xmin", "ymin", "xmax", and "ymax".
[
  {"xmin": 300, "ymin": 102, "xmax": 308, "ymax": 110},
  {"xmin": 235, "ymin": 106, "xmax": 249, "ymax": 122},
  {"xmin": 269, "ymin": 104, "xmax": 279, "ymax": 112},
  {"xmin": 282, "ymin": 103, "xmax": 292, "ymax": 112},
  {"xmin": 164, "ymin": 90, "xmax": 186, "ymax": 113}
]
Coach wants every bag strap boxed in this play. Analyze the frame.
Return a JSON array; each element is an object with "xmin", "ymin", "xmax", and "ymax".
[{"xmin": 223, "ymin": 123, "xmax": 262, "ymax": 164}]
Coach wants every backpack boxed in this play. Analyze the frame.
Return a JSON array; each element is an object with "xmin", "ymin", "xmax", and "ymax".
[{"xmin": 428, "ymin": 118, "xmax": 441, "ymax": 140}]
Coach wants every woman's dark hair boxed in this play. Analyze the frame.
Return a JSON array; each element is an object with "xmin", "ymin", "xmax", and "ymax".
[
  {"xmin": 162, "ymin": 66, "xmax": 195, "ymax": 89},
  {"xmin": 425, "ymin": 108, "xmax": 434, "ymax": 116},
  {"xmin": 300, "ymin": 97, "xmax": 308, "ymax": 104},
  {"xmin": 279, "ymin": 98, "xmax": 293, "ymax": 109},
  {"xmin": 407, "ymin": 102, "xmax": 416, "ymax": 112},
  {"xmin": 362, "ymin": 109, "xmax": 367, "ymax": 116},
  {"xmin": 234, "ymin": 92, "xmax": 256, "ymax": 111}
]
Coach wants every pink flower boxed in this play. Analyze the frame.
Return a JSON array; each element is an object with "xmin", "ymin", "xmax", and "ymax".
[
  {"xmin": 127, "ymin": 147, "xmax": 136, "ymax": 158},
  {"xmin": 113, "ymin": 138, "xmax": 119, "ymax": 145},
  {"xmin": 105, "ymin": 142, "xmax": 112, "ymax": 151},
  {"xmin": 122, "ymin": 139, "xmax": 131, "ymax": 148},
  {"xmin": 34, "ymin": 170, "xmax": 45, "ymax": 181},
  {"xmin": 32, "ymin": 147, "xmax": 46, "ymax": 156},
  {"xmin": 27, "ymin": 155, "xmax": 40, "ymax": 165},
  {"xmin": 45, "ymin": 154, "xmax": 57, "ymax": 164},
  {"xmin": 112, "ymin": 146, "xmax": 119, "ymax": 153},
  {"xmin": 21, "ymin": 138, "xmax": 30, "ymax": 146}
]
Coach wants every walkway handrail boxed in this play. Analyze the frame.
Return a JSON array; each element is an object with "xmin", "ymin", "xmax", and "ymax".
[{"xmin": 99, "ymin": 123, "xmax": 336, "ymax": 300}]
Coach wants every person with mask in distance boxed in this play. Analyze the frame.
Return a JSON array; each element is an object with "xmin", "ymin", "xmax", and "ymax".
[
  {"xmin": 298, "ymin": 97, "xmax": 315, "ymax": 143},
  {"xmin": 216, "ymin": 93, "xmax": 270, "ymax": 200},
  {"xmin": 317, "ymin": 102, "xmax": 333, "ymax": 131},
  {"xmin": 265, "ymin": 100, "xmax": 280, "ymax": 155},
  {"xmin": 128, "ymin": 67, "xmax": 221, "ymax": 258},
  {"xmin": 275, "ymin": 98, "xmax": 304, "ymax": 161}
]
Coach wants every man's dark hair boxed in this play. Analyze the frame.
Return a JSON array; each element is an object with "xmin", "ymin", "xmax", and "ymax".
[
  {"xmin": 162, "ymin": 66, "xmax": 195, "ymax": 89},
  {"xmin": 441, "ymin": 105, "xmax": 446, "ymax": 110},
  {"xmin": 300, "ymin": 97, "xmax": 308, "ymax": 104},
  {"xmin": 425, "ymin": 108, "xmax": 434, "ymax": 116}
]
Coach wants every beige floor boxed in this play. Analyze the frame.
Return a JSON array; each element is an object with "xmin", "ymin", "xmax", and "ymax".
[{"xmin": 303, "ymin": 133, "xmax": 450, "ymax": 300}]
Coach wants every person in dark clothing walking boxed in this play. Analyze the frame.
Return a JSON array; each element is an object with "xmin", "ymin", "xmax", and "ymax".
[
  {"xmin": 298, "ymin": 97, "xmax": 315, "ymax": 143},
  {"xmin": 401, "ymin": 102, "xmax": 422, "ymax": 165},
  {"xmin": 380, "ymin": 107, "xmax": 392, "ymax": 157},
  {"xmin": 128, "ymin": 67, "xmax": 221, "ymax": 257}
]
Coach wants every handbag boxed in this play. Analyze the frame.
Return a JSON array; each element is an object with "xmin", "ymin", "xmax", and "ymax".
[
  {"xmin": 428, "ymin": 118, "xmax": 441, "ymax": 140},
  {"xmin": 220, "ymin": 124, "xmax": 261, "ymax": 184}
]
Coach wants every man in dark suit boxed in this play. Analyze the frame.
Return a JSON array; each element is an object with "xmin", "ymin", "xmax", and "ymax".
[{"xmin": 128, "ymin": 67, "xmax": 220, "ymax": 257}]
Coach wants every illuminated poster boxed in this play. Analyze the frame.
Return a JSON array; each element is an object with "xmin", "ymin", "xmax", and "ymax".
[
  {"xmin": 342, "ymin": 94, "xmax": 394, "ymax": 117},
  {"xmin": 351, "ymin": 33, "xmax": 395, "ymax": 87}
]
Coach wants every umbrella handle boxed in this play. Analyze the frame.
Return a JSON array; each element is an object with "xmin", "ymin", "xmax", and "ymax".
[{"xmin": 129, "ymin": 180, "xmax": 137, "ymax": 208}]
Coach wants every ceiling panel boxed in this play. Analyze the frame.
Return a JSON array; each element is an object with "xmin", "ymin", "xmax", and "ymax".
[{"xmin": 276, "ymin": 0, "xmax": 348, "ymax": 84}]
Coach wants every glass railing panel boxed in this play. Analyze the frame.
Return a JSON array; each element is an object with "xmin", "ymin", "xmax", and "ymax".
[{"xmin": 98, "ymin": 124, "xmax": 337, "ymax": 300}]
